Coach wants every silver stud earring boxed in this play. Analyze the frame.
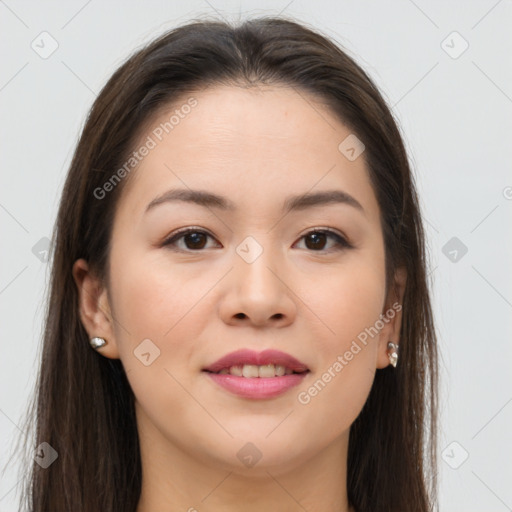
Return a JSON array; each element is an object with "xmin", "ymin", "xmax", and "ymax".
[
  {"xmin": 387, "ymin": 342, "xmax": 399, "ymax": 368},
  {"xmin": 90, "ymin": 337, "xmax": 107, "ymax": 350}
]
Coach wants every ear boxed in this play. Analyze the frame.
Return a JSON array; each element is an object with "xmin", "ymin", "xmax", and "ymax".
[
  {"xmin": 376, "ymin": 267, "xmax": 407, "ymax": 369},
  {"xmin": 72, "ymin": 258, "xmax": 120, "ymax": 359}
]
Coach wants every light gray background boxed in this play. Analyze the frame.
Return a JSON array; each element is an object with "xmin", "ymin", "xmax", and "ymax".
[{"xmin": 1, "ymin": 1, "xmax": 511, "ymax": 511}]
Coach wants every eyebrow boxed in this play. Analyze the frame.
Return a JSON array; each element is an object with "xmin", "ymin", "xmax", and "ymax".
[{"xmin": 145, "ymin": 188, "xmax": 365, "ymax": 216}]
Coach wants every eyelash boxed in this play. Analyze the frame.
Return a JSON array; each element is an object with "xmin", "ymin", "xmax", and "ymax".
[{"xmin": 162, "ymin": 226, "xmax": 353, "ymax": 253}]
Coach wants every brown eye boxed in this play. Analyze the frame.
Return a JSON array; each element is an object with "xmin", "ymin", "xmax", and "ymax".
[
  {"xmin": 182, "ymin": 231, "xmax": 208, "ymax": 250},
  {"xmin": 296, "ymin": 229, "xmax": 352, "ymax": 252},
  {"xmin": 305, "ymin": 231, "xmax": 328, "ymax": 250},
  {"xmin": 163, "ymin": 227, "xmax": 352, "ymax": 254},
  {"xmin": 163, "ymin": 228, "xmax": 218, "ymax": 251}
]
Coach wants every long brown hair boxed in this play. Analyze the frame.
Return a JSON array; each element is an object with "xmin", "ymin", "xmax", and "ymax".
[{"xmin": 10, "ymin": 16, "xmax": 438, "ymax": 511}]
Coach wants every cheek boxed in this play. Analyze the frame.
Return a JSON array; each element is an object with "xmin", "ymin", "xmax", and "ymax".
[
  {"xmin": 108, "ymin": 245, "xmax": 206, "ymax": 341},
  {"xmin": 108, "ymin": 244, "xmax": 228, "ymax": 384},
  {"xmin": 294, "ymin": 248, "xmax": 385, "ymax": 436},
  {"xmin": 108, "ymin": 249, "xmax": 208, "ymax": 422},
  {"xmin": 305, "ymin": 246, "xmax": 386, "ymax": 348}
]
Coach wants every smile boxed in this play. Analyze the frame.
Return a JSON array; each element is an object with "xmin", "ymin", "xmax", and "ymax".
[
  {"xmin": 205, "ymin": 363, "xmax": 306, "ymax": 378},
  {"xmin": 203, "ymin": 371, "xmax": 309, "ymax": 399}
]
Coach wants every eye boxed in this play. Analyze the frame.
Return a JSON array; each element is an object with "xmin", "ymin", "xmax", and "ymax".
[
  {"xmin": 162, "ymin": 227, "xmax": 219, "ymax": 252},
  {"xmin": 162, "ymin": 227, "xmax": 352, "ymax": 253},
  {"xmin": 294, "ymin": 228, "xmax": 352, "ymax": 252}
]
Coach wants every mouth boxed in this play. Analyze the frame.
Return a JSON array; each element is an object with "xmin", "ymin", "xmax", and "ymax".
[
  {"xmin": 202, "ymin": 364, "xmax": 309, "ymax": 378},
  {"xmin": 201, "ymin": 348, "xmax": 309, "ymax": 375},
  {"xmin": 202, "ymin": 349, "xmax": 310, "ymax": 399}
]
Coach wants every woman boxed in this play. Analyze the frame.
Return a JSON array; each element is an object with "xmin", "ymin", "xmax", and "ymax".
[{"xmin": 16, "ymin": 16, "xmax": 438, "ymax": 511}]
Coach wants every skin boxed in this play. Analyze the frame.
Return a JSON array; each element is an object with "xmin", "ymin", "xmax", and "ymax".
[{"xmin": 73, "ymin": 85, "xmax": 406, "ymax": 512}]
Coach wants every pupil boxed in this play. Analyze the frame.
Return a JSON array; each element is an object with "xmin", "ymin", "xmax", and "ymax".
[
  {"xmin": 186, "ymin": 232, "xmax": 206, "ymax": 249},
  {"xmin": 307, "ymin": 232, "xmax": 326, "ymax": 250}
]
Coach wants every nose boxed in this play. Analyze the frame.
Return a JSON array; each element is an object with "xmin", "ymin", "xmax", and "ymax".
[{"xmin": 218, "ymin": 243, "xmax": 297, "ymax": 328}]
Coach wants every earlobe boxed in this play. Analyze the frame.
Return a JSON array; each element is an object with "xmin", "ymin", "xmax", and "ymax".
[
  {"xmin": 376, "ymin": 267, "xmax": 407, "ymax": 369},
  {"xmin": 72, "ymin": 258, "xmax": 120, "ymax": 359},
  {"xmin": 386, "ymin": 342, "xmax": 399, "ymax": 368}
]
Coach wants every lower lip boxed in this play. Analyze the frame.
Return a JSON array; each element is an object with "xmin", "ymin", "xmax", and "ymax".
[{"xmin": 204, "ymin": 372, "xmax": 308, "ymax": 399}]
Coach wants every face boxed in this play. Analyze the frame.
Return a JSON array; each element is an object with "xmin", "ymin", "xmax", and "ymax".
[{"xmin": 75, "ymin": 84, "xmax": 405, "ymax": 477}]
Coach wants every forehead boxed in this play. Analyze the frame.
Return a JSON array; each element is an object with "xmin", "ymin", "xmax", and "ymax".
[{"xmin": 115, "ymin": 85, "xmax": 380, "ymax": 223}]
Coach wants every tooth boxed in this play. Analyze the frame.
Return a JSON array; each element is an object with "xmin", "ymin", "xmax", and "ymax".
[
  {"xmin": 230, "ymin": 365, "xmax": 243, "ymax": 376},
  {"xmin": 242, "ymin": 364, "xmax": 259, "ymax": 378},
  {"xmin": 258, "ymin": 364, "xmax": 275, "ymax": 378},
  {"xmin": 275, "ymin": 365, "xmax": 285, "ymax": 376},
  {"xmin": 224, "ymin": 364, "xmax": 294, "ymax": 377}
]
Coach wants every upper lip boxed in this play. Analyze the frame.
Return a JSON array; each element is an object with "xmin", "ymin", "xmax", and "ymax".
[{"xmin": 202, "ymin": 349, "xmax": 309, "ymax": 373}]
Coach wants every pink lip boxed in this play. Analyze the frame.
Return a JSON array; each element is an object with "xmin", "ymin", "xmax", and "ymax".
[
  {"xmin": 202, "ymin": 349, "xmax": 309, "ymax": 400},
  {"xmin": 205, "ymin": 372, "xmax": 308, "ymax": 399},
  {"xmin": 202, "ymin": 349, "xmax": 309, "ymax": 373}
]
